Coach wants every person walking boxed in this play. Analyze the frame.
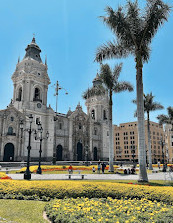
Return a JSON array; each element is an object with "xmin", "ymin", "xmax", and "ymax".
[
  {"xmin": 101, "ymin": 162, "xmax": 106, "ymax": 174},
  {"xmin": 97, "ymin": 161, "xmax": 101, "ymax": 174}
]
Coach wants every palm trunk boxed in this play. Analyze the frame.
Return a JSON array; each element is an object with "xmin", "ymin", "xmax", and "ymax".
[
  {"xmin": 136, "ymin": 54, "xmax": 148, "ymax": 182},
  {"xmin": 108, "ymin": 90, "xmax": 114, "ymax": 172},
  {"xmin": 147, "ymin": 112, "xmax": 153, "ymax": 170}
]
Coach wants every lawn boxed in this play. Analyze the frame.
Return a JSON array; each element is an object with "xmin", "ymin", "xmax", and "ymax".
[{"xmin": 0, "ymin": 200, "xmax": 47, "ymax": 223}]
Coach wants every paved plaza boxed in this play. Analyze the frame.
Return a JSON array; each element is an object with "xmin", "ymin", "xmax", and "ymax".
[{"xmin": 7, "ymin": 172, "xmax": 173, "ymax": 182}]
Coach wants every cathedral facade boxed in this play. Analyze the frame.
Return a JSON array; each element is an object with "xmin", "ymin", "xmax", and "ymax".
[{"xmin": 0, "ymin": 38, "xmax": 110, "ymax": 162}]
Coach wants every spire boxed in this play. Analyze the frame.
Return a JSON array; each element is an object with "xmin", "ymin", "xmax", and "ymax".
[
  {"xmin": 92, "ymin": 72, "xmax": 102, "ymax": 87},
  {"xmin": 18, "ymin": 56, "xmax": 20, "ymax": 64},
  {"xmin": 45, "ymin": 55, "xmax": 47, "ymax": 66},
  {"xmin": 24, "ymin": 36, "xmax": 42, "ymax": 63}
]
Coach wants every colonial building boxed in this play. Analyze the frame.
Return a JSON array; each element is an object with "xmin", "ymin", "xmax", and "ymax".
[
  {"xmin": 0, "ymin": 38, "xmax": 110, "ymax": 162},
  {"xmin": 114, "ymin": 121, "xmax": 165, "ymax": 163}
]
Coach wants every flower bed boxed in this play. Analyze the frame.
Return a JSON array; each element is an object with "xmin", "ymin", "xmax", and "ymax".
[
  {"xmin": 0, "ymin": 181, "xmax": 172, "ymax": 204},
  {"xmin": 16, "ymin": 165, "xmax": 119, "ymax": 173},
  {"xmin": 0, "ymin": 172, "xmax": 11, "ymax": 180},
  {"xmin": 45, "ymin": 197, "xmax": 173, "ymax": 223}
]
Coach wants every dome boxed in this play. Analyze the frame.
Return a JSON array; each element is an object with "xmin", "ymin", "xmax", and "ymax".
[{"xmin": 23, "ymin": 37, "xmax": 42, "ymax": 63}]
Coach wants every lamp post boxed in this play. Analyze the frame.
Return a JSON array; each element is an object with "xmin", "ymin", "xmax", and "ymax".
[
  {"xmin": 159, "ymin": 137, "xmax": 166, "ymax": 171},
  {"xmin": 53, "ymin": 81, "xmax": 68, "ymax": 164},
  {"xmin": 34, "ymin": 122, "xmax": 49, "ymax": 174},
  {"xmin": 20, "ymin": 114, "xmax": 33, "ymax": 180}
]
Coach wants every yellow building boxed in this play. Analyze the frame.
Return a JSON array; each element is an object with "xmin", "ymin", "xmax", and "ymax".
[{"xmin": 114, "ymin": 121, "xmax": 165, "ymax": 163}]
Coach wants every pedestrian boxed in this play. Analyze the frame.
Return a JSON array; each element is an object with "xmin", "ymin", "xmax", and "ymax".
[
  {"xmin": 101, "ymin": 162, "xmax": 106, "ymax": 174},
  {"xmin": 92, "ymin": 166, "xmax": 95, "ymax": 173},
  {"xmin": 97, "ymin": 161, "xmax": 101, "ymax": 174},
  {"xmin": 158, "ymin": 161, "xmax": 160, "ymax": 169},
  {"xmin": 68, "ymin": 165, "xmax": 73, "ymax": 174}
]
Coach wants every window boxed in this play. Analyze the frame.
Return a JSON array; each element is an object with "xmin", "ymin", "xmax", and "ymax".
[
  {"xmin": 103, "ymin": 110, "xmax": 107, "ymax": 120},
  {"xmin": 94, "ymin": 127, "xmax": 97, "ymax": 135},
  {"xmin": 36, "ymin": 117, "xmax": 40, "ymax": 125},
  {"xmin": 59, "ymin": 123, "xmax": 62, "ymax": 130},
  {"xmin": 11, "ymin": 117, "xmax": 14, "ymax": 121},
  {"xmin": 34, "ymin": 88, "xmax": 40, "ymax": 100},
  {"xmin": 91, "ymin": 110, "xmax": 95, "ymax": 120},
  {"xmin": 8, "ymin": 127, "xmax": 13, "ymax": 135},
  {"xmin": 18, "ymin": 87, "xmax": 22, "ymax": 101},
  {"xmin": 79, "ymin": 123, "xmax": 82, "ymax": 130}
]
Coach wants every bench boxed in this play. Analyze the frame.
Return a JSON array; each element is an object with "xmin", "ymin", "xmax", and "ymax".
[
  {"xmin": 152, "ymin": 170, "xmax": 158, "ymax": 173},
  {"xmin": 66, "ymin": 174, "xmax": 87, "ymax": 180}
]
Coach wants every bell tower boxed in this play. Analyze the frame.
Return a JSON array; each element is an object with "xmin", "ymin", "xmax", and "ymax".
[
  {"xmin": 85, "ymin": 73, "xmax": 109, "ymax": 123},
  {"xmin": 12, "ymin": 37, "xmax": 50, "ymax": 111}
]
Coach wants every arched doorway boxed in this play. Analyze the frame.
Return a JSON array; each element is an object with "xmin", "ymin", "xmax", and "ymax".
[
  {"xmin": 3, "ymin": 143, "xmax": 14, "ymax": 161},
  {"xmin": 56, "ymin": 145, "xmax": 63, "ymax": 161},
  {"xmin": 93, "ymin": 147, "xmax": 98, "ymax": 161},
  {"xmin": 77, "ymin": 142, "xmax": 83, "ymax": 161}
]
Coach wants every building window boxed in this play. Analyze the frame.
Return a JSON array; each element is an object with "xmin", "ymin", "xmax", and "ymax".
[
  {"xmin": 17, "ymin": 87, "xmax": 22, "ymax": 101},
  {"xmin": 94, "ymin": 127, "xmax": 97, "ymax": 135},
  {"xmin": 36, "ymin": 117, "xmax": 40, "ymax": 125},
  {"xmin": 59, "ymin": 123, "xmax": 63, "ymax": 130},
  {"xmin": 8, "ymin": 127, "xmax": 13, "ymax": 135},
  {"xmin": 91, "ymin": 110, "xmax": 95, "ymax": 120},
  {"xmin": 103, "ymin": 110, "xmax": 107, "ymax": 120},
  {"xmin": 11, "ymin": 117, "xmax": 14, "ymax": 121},
  {"xmin": 34, "ymin": 88, "xmax": 41, "ymax": 100}
]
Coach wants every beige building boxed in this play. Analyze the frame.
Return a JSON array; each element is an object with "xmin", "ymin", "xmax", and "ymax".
[{"xmin": 114, "ymin": 121, "xmax": 165, "ymax": 163}]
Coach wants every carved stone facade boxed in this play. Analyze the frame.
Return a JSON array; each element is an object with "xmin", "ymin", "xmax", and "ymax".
[{"xmin": 0, "ymin": 38, "xmax": 109, "ymax": 162}]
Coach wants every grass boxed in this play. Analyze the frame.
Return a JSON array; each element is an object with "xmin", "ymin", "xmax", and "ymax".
[{"xmin": 0, "ymin": 199, "xmax": 47, "ymax": 223}]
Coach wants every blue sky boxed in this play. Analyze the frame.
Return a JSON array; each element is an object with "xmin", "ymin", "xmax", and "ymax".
[{"xmin": 0, "ymin": 0, "xmax": 172, "ymax": 125}]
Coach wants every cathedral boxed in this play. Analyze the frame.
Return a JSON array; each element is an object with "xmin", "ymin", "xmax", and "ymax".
[{"xmin": 0, "ymin": 38, "xmax": 110, "ymax": 162}]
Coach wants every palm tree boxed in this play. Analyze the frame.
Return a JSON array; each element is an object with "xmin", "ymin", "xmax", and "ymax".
[
  {"xmin": 157, "ymin": 107, "xmax": 173, "ymax": 129},
  {"xmin": 133, "ymin": 93, "xmax": 164, "ymax": 170},
  {"xmin": 100, "ymin": 63, "xmax": 133, "ymax": 172},
  {"xmin": 95, "ymin": 0, "xmax": 170, "ymax": 182}
]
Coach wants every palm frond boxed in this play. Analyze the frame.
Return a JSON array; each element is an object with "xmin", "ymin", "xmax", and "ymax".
[
  {"xmin": 157, "ymin": 114, "xmax": 170, "ymax": 125},
  {"xmin": 82, "ymin": 85, "xmax": 105, "ymax": 99},
  {"xmin": 100, "ymin": 64, "xmax": 114, "ymax": 90},
  {"xmin": 95, "ymin": 41, "xmax": 130, "ymax": 63},
  {"xmin": 114, "ymin": 81, "xmax": 134, "ymax": 93},
  {"xmin": 167, "ymin": 106, "xmax": 173, "ymax": 119},
  {"xmin": 113, "ymin": 63, "xmax": 123, "ymax": 80},
  {"xmin": 141, "ymin": 0, "xmax": 171, "ymax": 47}
]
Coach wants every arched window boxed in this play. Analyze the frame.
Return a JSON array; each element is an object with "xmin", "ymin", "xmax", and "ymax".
[
  {"xmin": 17, "ymin": 87, "xmax": 22, "ymax": 101},
  {"xmin": 103, "ymin": 110, "xmax": 107, "ymax": 120},
  {"xmin": 8, "ymin": 127, "xmax": 13, "ymax": 135},
  {"xmin": 33, "ymin": 88, "xmax": 42, "ymax": 102},
  {"xmin": 34, "ymin": 88, "xmax": 40, "ymax": 99},
  {"xmin": 91, "ymin": 110, "xmax": 95, "ymax": 120}
]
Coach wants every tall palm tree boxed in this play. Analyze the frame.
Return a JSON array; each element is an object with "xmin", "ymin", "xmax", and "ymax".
[
  {"xmin": 100, "ymin": 63, "xmax": 133, "ymax": 172},
  {"xmin": 157, "ymin": 107, "xmax": 173, "ymax": 129},
  {"xmin": 95, "ymin": 0, "xmax": 170, "ymax": 182},
  {"xmin": 133, "ymin": 93, "xmax": 164, "ymax": 170}
]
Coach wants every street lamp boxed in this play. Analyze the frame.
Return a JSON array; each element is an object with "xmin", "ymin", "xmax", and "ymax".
[
  {"xmin": 20, "ymin": 114, "xmax": 33, "ymax": 180},
  {"xmin": 146, "ymin": 149, "xmax": 148, "ymax": 168},
  {"xmin": 159, "ymin": 137, "xmax": 166, "ymax": 171},
  {"xmin": 34, "ymin": 121, "xmax": 49, "ymax": 174},
  {"xmin": 53, "ymin": 81, "xmax": 68, "ymax": 164}
]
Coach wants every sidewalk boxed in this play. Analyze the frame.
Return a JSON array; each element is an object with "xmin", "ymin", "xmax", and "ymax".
[{"xmin": 7, "ymin": 172, "xmax": 173, "ymax": 181}]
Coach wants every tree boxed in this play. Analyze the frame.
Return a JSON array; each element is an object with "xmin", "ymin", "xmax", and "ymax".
[
  {"xmin": 133, "ymin": 93, "xmax": 164, "ymax": 170},
  {"xmin": 95, "ymin": 0, "xmax": 170, "ymax": 182},
  {"xmin": 157, "ymin": 106, "xmax": 173, "ymax": 130},
  {"xmin": 100, "ymin": 63, "xmax": 133, "ymax": 171}
]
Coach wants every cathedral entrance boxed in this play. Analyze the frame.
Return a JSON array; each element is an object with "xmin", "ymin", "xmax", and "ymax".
[
  {"xmin": 77, "ymin": 142, "xmax": 83, "ymax": 161},
  {"xmin": 3, "ymin": 143, "xmax": 14, "ymax": 161},
  {"xmin": 93, "ymin": 147, "xmax": 98, "ymax": 161},
  {"xmin": 56, "ymin": 145, "xmax": 63, "ymax": 161}
]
